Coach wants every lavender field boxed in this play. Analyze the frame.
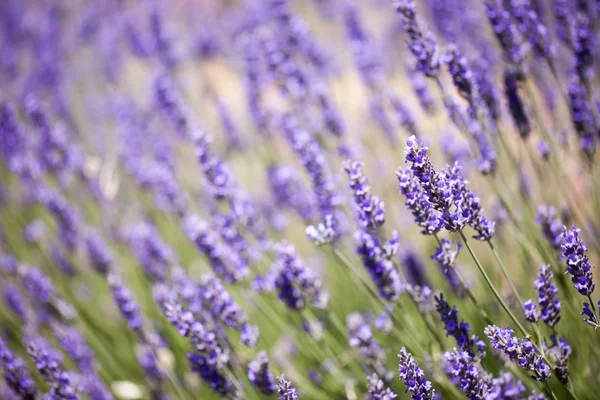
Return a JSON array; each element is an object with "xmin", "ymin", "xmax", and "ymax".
[{"xmin": 1, "ymin": 0, "xmax": 600, "ymax": 399}]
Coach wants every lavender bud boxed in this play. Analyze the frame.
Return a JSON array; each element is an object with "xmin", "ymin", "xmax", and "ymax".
[
  {"xmin": 397, "ymin": 347, "xmax": 435, "ymax": 399},
  {"xmin": 367, "ymin": 373, "xmax": 397, "ymax": 399},
  {"xmin": 247, "ymin": 351, "xmax": 276, "ymax": 395},
  {"xmin": 442, "ymin": 349, "xmax": 488, "ymax": 399},
  {"xmin": 561, "ymin": 225, "xmax": 595, "ymax": 296},
  {"xmin": 276, "ymin": 374, "xmax": 298, "ymax": 400},
  {"xmin": 343, "ymin": 160, "xmax": 385, "ymax": 230}
]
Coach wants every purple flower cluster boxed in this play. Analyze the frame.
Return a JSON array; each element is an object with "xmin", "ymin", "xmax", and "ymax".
[
  {"xmin": 247, "ymin": 351, "xmax": 276, "ymax": 395},
  {"xmin": 355, "ymin": 231, "xmax": 404, "ymax": 301},
  {"xmin": 544, "ymin": 335, "xmax": 571, "ymax": 384},
  {"xmin": 442, "ymin": 349, "xmax": 488, "ymax": 400},
  {"xmin": 503, "ymin": 71, "xmax": 531, "ymax": 138},
  {"xmin": 268, "ymin": 164, "xmax": 315, "ymax": 221},
  {"xmin": 127, "ymin": 222, "xmax": 174, "ymax": 282},
  {"xmin": 431, "ymin": 238, "xmax": 462, "ymax": 290},
  {"xmin": 435, "ymin": 294, "xmax": 481, "ymax": 355},
  {"xmin": 108, "ymin": 273, "xmax": 145, "ymax": 335},
  {"xmin": 484, "ymin": 325, "xmax": 550, "ymax": 381},
  {"xmin": 347, "ymin": 313, "xmax": 389, "ymax": 378},
  {"xmin": 0, "ymin": 338, "xmax": 37, "ymax": 400},
  {"xmin": 561, "ymin": 225, "xmax": 595, "ymax": 296},
  {"xmin": 535, "ymin": 205, "xmax": 564, "ymax": 251},
  {"xmin": 367, "ymin": 373, "xmax": 397, "ymax": 399},
  {"xmin": 343, "ymin": 160, "xmax": 385, "ymax": 230},
  {"xmin": 485, "ymin": 0, "xmax": 527, "ymax": 67},
  {"xmin": 27, "ymin": 337, "xmax": 79, "ymax": 400},
  {"xmin": 567, "ymin": 74, "xmax": 597, "ymax": 154},
  {"xmin": 523, "ymin": 264, "xmax": 561, "ymax": 327},
  {"xmin": 276, "ymin": 374, "xmax": 298, "ymax": 400},
  {"xmin": 85, "ymin": 231, "xmax": 113, "ymax": 275},
  {"xmin": 397, "ymin": 347, "xmax": 435, "ymax": 400},
  {"xmin": 393, "ymin": 0, "xmax": 441, "ymax": 78}
]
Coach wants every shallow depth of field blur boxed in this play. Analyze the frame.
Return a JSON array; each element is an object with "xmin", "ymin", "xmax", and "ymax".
[{"xmin": 1, "ymin": 0, "xmax": 600, "ymax": 399}]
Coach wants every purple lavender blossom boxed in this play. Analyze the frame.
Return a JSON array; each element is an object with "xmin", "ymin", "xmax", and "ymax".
[
  {"xmin": 431, "ymin": 238, "xmax": 462, "ymax": 291},
  {"xmin": 393, "ymin": 0, "xmax": 441, "ymax": 78},
  {"xmin": 276, "ymin": 374, "xmax": 298, "ymax": 400},
  {"xmin": 268, "ymin": 164, "xmax": 315, "ymax": 221},
  {"xmin": 367, "ymin": 373, "xmax": 397, "ymax": 399},
  {"xmin": 200, "ymin": 275, "xmax": 259, "ymax": 347},
  {"xmin": 355, "ymin": 231, "xmax": 404, "ymax": 301},
  {"xmin": 108, "ymin": 273, "xmax": 145, "ymax": 335},
  {"xmin": 3, "ymin": 283, "xmax": 27, "ymax": 322},
  {"xmin": 0, "ymin": 103, "xmax": 24, "ymax": 164},
  {"xmin": 486, "ymin": 371, "xmax": 526, "ymax": 399},
  {"xmin": 472, "ymin": 60, "xmax": 501, "ymax": 122},
  {"xmin": 537, "ymin": 140, "xmax": 550, "ymax": 160},
  {"xmin": 561, "ymin": 225, "xmax": 595, "ymax": 296},
  {"xmin": 484, "ymin": 325, "xmax": 550, "ymax": 381},
  {"xmin": 127, "ymin": 222, "xmax": 173, "ymax": 282},
  {"xmin": 193, "ymin": 130, "xmax": 235, "ymax": 201},
  {"xmin": 0, "ymin": 338, "xmax": 37, "ymax": 400},
  {"xmin": 19, "ymin": 265, "xmax": 55, "ymax": 304},
  {"xmin": 37, "ymin": 187, "xmax": 80, "ymax": 251},
  {"xmin": 271, "ymin": 242, "xmax": 328, "ymax": 310},
  {"xmin": 53, "ymin": 324, "xmax": 95, "ymax": 374},
  {"xmin": 444, "ymin": 46, "xmax": 479, "ymax": 115},
  {"xmin": 524, "ymin": 264, "xmax": 561, "ymax": 327},
  {"xmin": 247, "ymin": 351, "xmax": 276, "ymax": 395},
  {"xmin": 485, "ymin": 0, "xmax": 527, "ymax": 67},
  {"xmin": 572, "ymin": 14, "xmax": 594, "ymax": 84},
  {"xmin": 397, "ymin": 347, "xmax": 435, "ymax": 400},
  {"xmin": 396, "ymin": 168, "xmax": 442, "ymax": 235},
  {"xmin": 536, "ymin": 205, "xmax": 564, "ymax": 250},
  {"xmin": 85, "ymin": 231, "xmax": 113, "ymax": 275},
  {"xmin": 567, "ymin": 74, "xmax": 597, "ymax": 155},
  {"xmin": 183, "ymin": 213, "xmax": 247, "ymax": 283},
  {"xmin": 510, "ymin": 0, "xmax": 554, "ymax": 60},
  {"xmin": 442, "ymin": 349, "xmax": 488, "ymax": 400},
  {"xmin": 215, "ymin": 98, "xmax": 245, "ymax": 152},
  {"xmin": 154, "ymin": 72, "xmax": 189, "ymax": 136},
  {"xmin": 27, "ymin": 337, "xmax": 79, "ymax": 400},
  {"xmin": 347, "ymin": 313, "xmax": 389, "ymax": 378},
  {"xmin": 435, "ymin": 294, "xmax": 479, "ymax": 354},
  {"xmin": 544, "ymin": 335, "xmax": 571, "ymax": 384},
  {"xmin": 503, "ymin": 71, "xmax": 530, "ymax": 138},
  {"xmin": 582, "ymin": 301, "xmax": 600, "ymax": 328},
  {"xmin": 343, "ymin": 160, "xmax": 385, "ymax": 230},
  {"xmin": 407, "ymin": 65, "xmax": 437, "ymax": 114}
]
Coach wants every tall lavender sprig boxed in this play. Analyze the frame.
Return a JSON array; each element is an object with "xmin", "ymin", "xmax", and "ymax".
[
  {"xmin": 523, "ymin": 264, "xmax": 561, "ymax": 327},
  {"xmin": 108, "ymin": 273, "xmax": 145, "ymax": 335},
  {"xmin": 535, "ymin": 205, "xmax": 564, "ymax": 251},
  {"xmin": 343, "ymin": 160, "xmax": 385, "ymax": 230},
  {"xmin": 544, "ymin": 335, "xmax": 571, "ymax": 384},
  {"xmin": 247, "ymin": 351, "xmax": 276, "ymax": 395},
  {"xmin": 276, "ymin": 374, "xmax": 298, "ymax": 400},
  {"xmin": 485, "ymin": 0, "xmax": 527, "ymax": 68},
  {"xmin": 561, "ymin": 225, "xmax": 595, "ymax": 296},
  {"xmin": 27, "ymin": 337, "xmax": 79, "ymax": 400},
  {"xmin": 435, "ymin": 294, "xmax": 480, "ymax": 355},
  {"xmin": 367, "ymin": 373, "xmax": 397, "ymax": 399},
  {"xmin": 0, "ymin": 338, "xmax": 37, "ymax": 400},
  {"xmin": 484, "ymin": 325, "xmax": 551, "ymax": 381},
  {"xmin": 347, "ymin": 313, "xmax": 389, "ymax": 378},
  {"xmin": 503, "ymin": 70, "xmax": 530, "ymax": 138},
  {"xmin": 397, "ymin": 347, "xmax": 435, "ymax": 400},
  {"xmin": 393, "ymin": 0, "xmax": 441, "ymax": 78},
  {"xmin": 442, "ymin": 349, "xmax": 488, "ymax": 400},
  {"xmin": 567, "ymin": 74, "xmax": 597, "ymax": 155}
]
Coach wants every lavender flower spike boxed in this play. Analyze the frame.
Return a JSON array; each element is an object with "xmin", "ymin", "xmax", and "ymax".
[
  {"xmin": 484, "ymin": 325, "xmax": 550, "ymax": 381},
  {"xmin": 27, "ymin": 337, "xmax": 79, "ymax": 400},
  {"xmin": 398, "ymin": 347, "xmax": 435, "ymax": 400},
  {"xmin": 528, "ymin": 264, "xmax": 561, "ymax": 328},
  {"xmin": 247, "ymin": 351, "xmax": 276, "ymax": 395},
  {"xmin": 276, "ymin": 374, "xmax": 298, "ymax": 400},
  {"xmin": 561, "ymin": 225, "xmax": 595, "ymax": 296},
  {"xmin": 535, "ymin": 205, "xmax": 564, "ymax": 251},
  {"xmin": 343, "ymin": 160, "xmax": 385, "ymax": 230},
  {"xmin": 443, "ymin": 349, "xmax": 488, "ymax": 400},
  {"xmin": 393, "ymin": 0, "xmax": 441, "ymax": 78},
  {"xmin": 367, "ymin": 373, "xmax": 397, "ymax": 399},
  {"xmin": 435, "ymin": 294, "xmax": 475, "ymax": 353},
  {"xmin": 0, "ymin": 338, "xmax": 37, "ymax": 400}
]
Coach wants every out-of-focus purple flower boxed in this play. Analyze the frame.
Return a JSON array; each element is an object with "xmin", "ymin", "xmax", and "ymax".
[
  {"xmin": 343, "ymin": 160, "xmax": 385, "ymax": 230},
  {"xmin": 435, "ymin": 294, "xmax": 480, "ymax": 355},
  {"xmin": 484, "ymin": 325, "xmax": 550, "ymax": 381},
  {"xmin": 567, "ymin": 74, "xmax": 597, "ymax": 155},
  {"xmin": 85, "ymin": 231, "xmax": 113, "ymax": 275},
  {"xmin": 355, "ymin": 230, "xmax": 404, "ymax": 301},
  {"xmin": 271, "ymin": 242, "xmax": 328, "ymax": 310},
  {"xmin": 431, "ymin": 238, "xmax": 461, "ymax": 273},
  {"xmin": 524, "ymin": 264, "xmax": 561, "ymax": 327},
  {"xmin": 0, "ymin": 103, "xmax": 24, "ymax": 164},
  {"xmin": 37, "ymin": 187, "xmax": 80, "ymax": 251},
  {"xmin": 247, "ymin": 351, "xmax": 276, "ymax": 395},
  {"xmin": 510, "ymin": 0, "xmax": 554, "ymax": 60},
  {"xmin": 407, "ymin": 65, "xmax": 436, "ymax": 114},
  {"xmin": 582, "ymin": 301, "xmax": 600, "ymax": 328},
  {"xmin": 193, "ymin": 130, "xmax": 235, "ymax": 201},
  {"xmin": 571, "ymin": 14, "xmax": 594, "ymax": 84},
  {"xmin": 23, "ymin": 220, "xmax": 45, "ymax": 244},
  {"xmin": 127, "ymin": 222, "xmax": 173, "ymax": 282},
  {"xmin": 315, "ymin": 85, "xmax": 346, "ymax": 139},
  {"xmin": 19, "ymin": 265, "xmax": 55, "ymax": 304},
  {"xmin": 347, "ymin": 313, "xmax": 389, "ymax": 379},
  {"xmin": 444, "ymin": 46, "xmax": 479, "ymax": 115},
  {"xmin": 154, "ymin": 72, "xmax": 189, "ymax": 137},
  {"xmin": 3, "ymin": 283, "xmax": 27, "ymax": 322},
  {"xmin": 536, "ymin": 140, "xmax": 550, "ymax": 160},
  {"xmin": 184, "ymin": 214, "xmax": 247, "ymax": 283},
  {"xmin": 504, "ymin": 71, "xmax": 530, "ymax": 138},
  {"xmin": 442, "ymin": 349, "xmax": 488, "ymax": 400},
  {"xmin": 393, "ymin": 0, "xmax": 441, "ymax": 78},
  {"xmin": 544, "ymin": 335, "xmax": 571, "ymax": 384},
  {"xmin": 53, "ymin": 324, "xmax": 95, "ymax": 374},
  {"xmin": 268, "ymin": 164, "xmax": 315, "ymax": 221},
  {"xmin": 561, "ymin": 225, "xmax": 595, "ymax": 296},
  {"xmin": 472, "ymin": 60, "xmax": 501, "ymax": 122},
  {"xmin": 108, "ymin": 273, "xmax": 145, "ymax": 335},
  {"xmin": 485, "ymin": 0, "xmax": 527, "ymax": 68},
  {"xmin": 397, "ymin": 347, "xmax": 435, "ymax": 400},
  {"xmin": 390, "ymin": 94, "xmax": 419, "ymax": 138},
  {"xmin": 82, "ymin": 375, "xmax": 113, "ymax": 400},
  {"xmin": 343, "ymin": 4, "xmax": 384, "ymax": 90},
  {"xmin": 27, "ymin": 337, "xmax": 78, "ymax": 400},
  {"xmin": 200, "ymin": 275, "xmax": 259, "ymax": 347},
  {"xmin": 149, "ymin": 8, "xmax": 176, "ymax": 68},
  {"xmin": 487, "ymin": 371, "xmax": 526, "ymax": 399},
  {"xmin": 369, "ymin": 95, "xmax": 396, "ymax": 145},
  {"xmin": 535, "ymin": 205, "xmax": 564, "ymax": 251},
  {"xmin": 396, "ymin": 168, "xmax": 442, "ymax": 235},
  {"xmin": 367, "ymin": 373, "xmax": 397, "ymax": 399},
  {"xmin": 0, "ymin": 338, "xmax": 37, "ymax": 399},
  {"xmin": 401, "ymin": 249, "xmax": 429, "ymax": 288},
  {"xmin": 215, "ymin": 98, "xmax": 244, "ymax": 152},
  {"xmin": 553, "ymin": 0, "xmax": 571, "ymax": 47}
]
